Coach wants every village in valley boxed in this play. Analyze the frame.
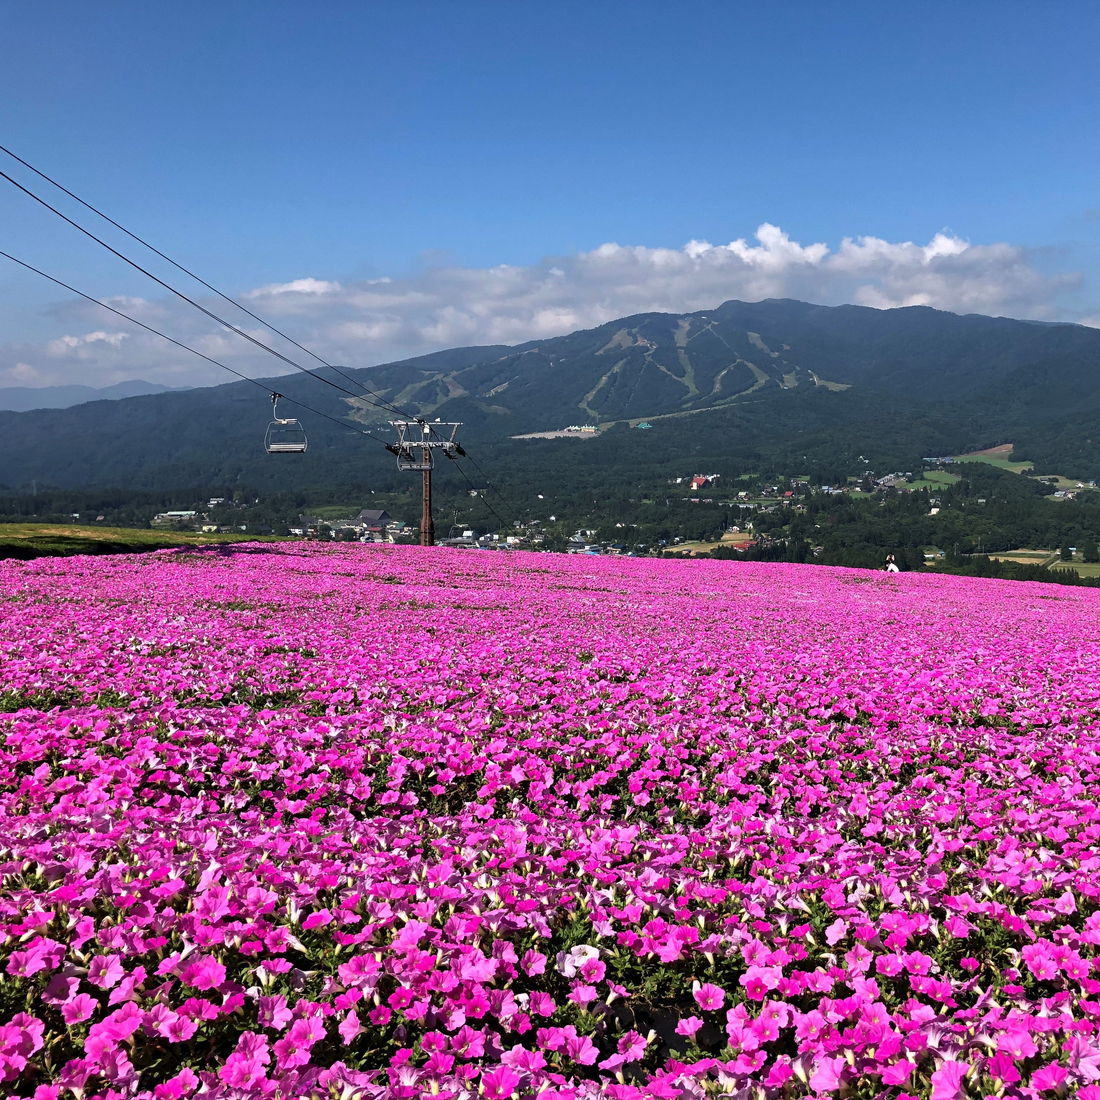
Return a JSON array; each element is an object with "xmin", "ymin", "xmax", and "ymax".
[{"xmin": 125, "ymin": 448, "xmax": 1100, "ymax": 576}]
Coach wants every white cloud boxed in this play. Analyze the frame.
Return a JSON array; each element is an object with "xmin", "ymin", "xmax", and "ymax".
[
  {"xmin": 248, "ymin": 277, "xmax": 341, "ymax": 297},
  {"xmin": 0, "ymin": 224, "xmax": 1089, "ymax": 388},
  {"xmin": 45, "ymin": 331, "xmax": 129, "ymax": 357},
  {"xmin": 0, "ymin": 362, "xmax": 41, "ymax": 385}
]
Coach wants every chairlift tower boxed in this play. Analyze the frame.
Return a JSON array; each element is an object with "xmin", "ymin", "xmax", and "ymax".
[{"xmin": 388, "ymin": 420, "xmax": 464, "ymax": 546}]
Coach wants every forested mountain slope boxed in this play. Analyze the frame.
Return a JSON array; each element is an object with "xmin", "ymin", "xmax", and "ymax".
[{"xmin": 4, "ymin": 299, "xmax": 1100, "ymax": 490}]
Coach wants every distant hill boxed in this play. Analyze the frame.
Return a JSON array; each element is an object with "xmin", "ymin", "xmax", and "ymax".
[
  {"xmin": 2, "ymin": 299, "xmax": 1100, "ymax": 490},
  {"xmin": 0, "ymin": 379, "xmax": 182, "ymax": 412},
  {"xmin": 334, "ymin": 298, "xmax": 1097, "ymax": 425}
]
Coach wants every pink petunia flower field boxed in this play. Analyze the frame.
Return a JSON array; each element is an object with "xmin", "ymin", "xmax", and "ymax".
[{"xmin": 3, "ymin": 543, "xmax": 1100, "ymax": 1099}]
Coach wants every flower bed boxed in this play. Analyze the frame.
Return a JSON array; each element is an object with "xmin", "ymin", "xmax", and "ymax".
[{"xmin": 3, "ymin": 544, "xmax": 1100, "ymax": 1098}]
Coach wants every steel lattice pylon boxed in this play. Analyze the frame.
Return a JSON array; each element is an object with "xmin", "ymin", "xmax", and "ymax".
[{"xmin": 388, "ymin": 420, "xmax": 464, "ymax": 545}]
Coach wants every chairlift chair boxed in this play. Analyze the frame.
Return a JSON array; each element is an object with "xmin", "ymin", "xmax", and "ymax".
[{"xmin": 265, "ymin": 394, "xmax": 307, "ymax": 454}]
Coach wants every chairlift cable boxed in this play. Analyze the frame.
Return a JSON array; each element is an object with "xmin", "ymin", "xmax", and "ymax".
[
  {"xmin": 0, "ymin": 146, "xmax": 409, "ymax": 406},
  {"xmin": 0, "ymin": 249, "xmax": 392, "ymax": 447},
  {"xmin": 461, "ymin": 448, "xmax": 521, "ymax": 514},
  {"xmin": 447, "ymin": 455, "xmax": 512, "ymax": 532},
  {"xmin": 0, "ymin": 144, "xmax": 425, "ymax": 424},
  {"xmin": 0, "ymin": 166, "xmax": 410, "ymax": 421},
  {"xmin": 0, "ymin": 151, "xmax": 518, "ymax": 468}
]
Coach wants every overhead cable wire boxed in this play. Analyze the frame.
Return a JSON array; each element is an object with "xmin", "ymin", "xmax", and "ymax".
[
  {"xmin": 460, "ymin": 447, "xmax": 521, "ymax": 515},
  {"xmin": 0, "ymin": 166, "xmax": 418, "ymax": 424},
  {"xmin": 448, "ymin": 456, "xmax": 513, "ymax": 532},
  {"xmin": 0, "ymin": 144, "xmax": 421, "ymax": 422},
  {"xmin": 0, "ymin": 249, "xmax": 392, "ymax": 447},
  {"xmin": 0, "ymin": 149, "xmax": 514, "ymax": 457}
]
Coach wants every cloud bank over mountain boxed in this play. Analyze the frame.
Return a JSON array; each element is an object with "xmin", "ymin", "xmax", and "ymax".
[{"xmin": 1, "ymin": 224, "xmax": 1085, "ymax": 389}]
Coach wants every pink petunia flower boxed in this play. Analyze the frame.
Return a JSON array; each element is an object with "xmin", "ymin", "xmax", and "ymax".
[
  {"xmin": 675, "ymin": 1016, "xmax": 703, "ymax": 1039},
  {"xmin": 61, "ymin": 994, "xmax": 98, "ymax": 1025},
  {"xmin": 338, "ymin": 1010, "xmax": 362, "ymax": 1044},
  {"xmin": 693, "ymin": 981, "xmax": 726, "ymax": 1010},
  {"xmin": 998, "ymin": 1028, "xmax": 1038, "ymax": 1060},
  {"xmin": 481, "ymin": 1066, "xmax": 522, "ymax": 1099},
  {"xmin": 809, "ymin": 1055, "xmax": 846, "ymax": 1092},
  {"xmin": 740, "ymin": 966, "xmax": 781, "ymax": 1000},
  {"xmin": 930, "ymin": 1060, "xmax": 969, "ymax": 1100},
  {"xmin": 179, "ymin": 954, "xmax": 226, "ymax": 991},
  {"xmin": 1031, "ymin": 1063, "xmax": 1069, "ymax": 1091},
  {"xmin": 87, "ymin": 954, "xmax": 126, "ymax": 990},
  {"xmin": 152, "ymin": 1067, "xmax": 200, "ymax": 1098}
]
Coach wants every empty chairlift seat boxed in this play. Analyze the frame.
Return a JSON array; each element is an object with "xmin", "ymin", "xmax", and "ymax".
[{"xmin": 264, "ymin": 394, "xmax": 308, "ymax": 454}]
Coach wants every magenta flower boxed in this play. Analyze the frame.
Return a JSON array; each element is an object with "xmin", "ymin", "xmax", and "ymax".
[
  {"xmin": 564, "ymin": 1031, "xmax": 599, "ymax": 1065},
  {"xmin": 338, "ymin": 1010, "xmax": 362, "ymax": 1044},
  {"xmin": 423, "ymin": 1050, "xmax": 454, "ymax": 1074},
  {"xmin": 1031, "ymin": 1063, "xmax": 1069, "ymax": 1091},
  {"xmin": 257, "ymin": 994, "xmax": 294, "ymax": 1030},
  {"xmin": 616, "ymin": 1030, "xmax": 648, "ymax": 1062},
  {"xmin": 451, "ymin": 1025, "xmax": 486, "ymax": 1060},
  {"xmin": 930, "ymin": 1060, "xmax": 969, "ymax": 1100},
  {"xmin": 675, "ymin": 1016, "xmax": 703, "ymax": 1039},
  {"xmin": 41, "ymin": 975, "xmax": 79, "ymax": 1006},
  {"xmin": 7, "ymin": 939, "xmax": 64, "ymax": 979},
  {"xmin": 501, "ymin": 1045, "xmax": 546, "ymax": 1072},
  {"xmin": 9, "ymin": 540, "xmax": 1100, "ymax": 1092},
  {"xmin": 1053, "ymin": 889, "xmax": 1077, "ymax": 914},
  {"xmin": 481, "ymin": 1066, "xmax": 522, "ymax": 1098},
  {"xmin": 87, "ymin": 954, "xmax": 126, "ymax": 990},
  {"xmin": 568, "ymin": 983, "xmax": 599, "ymax": 1005},
  {"xmin": 219, "ymin": 1032, "xmax": 271, "ymax": 1088},
  {"xmin": 998, "ymin": 1029, "xmax": 1038, "ymax": 1060},
  {"xmin": 273, "ymin": 1015, "xmax": 325, "ymax": 1070},
  {"xmin": 179, "ymin": 954, "xmax": 227, "ymax": 991},
  {"xmin": 61, "ymin": 994, "xmax": 98, "ymax": 1025},
  {"xmin": 880, "ymin": 1060, "xmax": 914, "ymax": 1087},
  {"xmin": 162, "ymin": 1015, "xmax": 198, "ymax": 1043},
  {"xmin": 739, "ymin": 966, "xmax": 780, "ymax": 1000},
  {"xmin": 692, "ymin": 981, "xmax": 726, "ymax": 1010},
  {"xmin": 84, "ymin": 1003, "xmax": 143, "ymax": 1061},
  {"xmin": 152, "ymin": 1067, "xmax": 200, "ymax": 1098},
  {"xmin": 809, "ymin": 1055, "xmax": 845, "ymax": 1092}
]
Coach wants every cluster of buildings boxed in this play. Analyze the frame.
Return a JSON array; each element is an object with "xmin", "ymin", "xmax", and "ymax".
[
  {"xmin": 150, "ymin": 498, "xmax": 243, "ymax": 533},
  {"xmin": 671, "ymin": 473, "xmax": 722, "ymax": 490},
  {"xmin": 291, "ymin": 510, "xmax": 406, "ymax": 542}
]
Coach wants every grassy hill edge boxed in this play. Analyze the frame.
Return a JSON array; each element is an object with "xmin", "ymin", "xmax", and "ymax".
[{"xmin": 0, "ymin": 524, "xmax": 288, "ymax": 561}]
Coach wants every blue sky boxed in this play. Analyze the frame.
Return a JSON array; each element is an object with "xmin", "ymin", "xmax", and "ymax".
[{"xmin": 2, "ymin": 0, "xmax": 1100, "ymax": 387}]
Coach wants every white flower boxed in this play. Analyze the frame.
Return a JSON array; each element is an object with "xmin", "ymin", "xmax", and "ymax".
[{"xmin": 555, "ymin": 944, "xmax": 600, "ymax": 977}]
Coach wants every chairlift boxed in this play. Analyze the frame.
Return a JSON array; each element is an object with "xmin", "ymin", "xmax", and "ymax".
[{"xmin": 265, "ymin": 394, "xmax": 307, "ymax": 454}]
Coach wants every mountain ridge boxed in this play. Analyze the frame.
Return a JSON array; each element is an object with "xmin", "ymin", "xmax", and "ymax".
[
  {"xmin": 3, "ymin": 298, "xmax": 1100, "ymax": 490},
  {"xmin": 0, "ymin": 379, "xmax": 183, "ymax": 413},
  {"xmin": 338, "ymin": 298, "xmax": 1100, "ymax": 432}
]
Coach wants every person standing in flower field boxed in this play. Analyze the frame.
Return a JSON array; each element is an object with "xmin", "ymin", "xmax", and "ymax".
[{"xmin": 885, "ymin": 554, "xmax": 900, "ymax": 573}]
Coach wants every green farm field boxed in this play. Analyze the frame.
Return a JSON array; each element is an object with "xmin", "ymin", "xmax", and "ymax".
[
  {"xmin": 951, "ymin": 445, "xmax": 1096, "ymax": 492},
  {"xmin": 989, "ymin": 549, "xmax": 1058, "ymax": 565},
  {"xmin": 952, "ymin": 444, "xmax": 1035, "ymax": 474},
  {"xmin": 1052, "ymin": 561, "xmax": 1100, "ymax": 579},
  {"xmin": 905, "ymin": 471, "xmax": 961, "ymax": 490}
]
